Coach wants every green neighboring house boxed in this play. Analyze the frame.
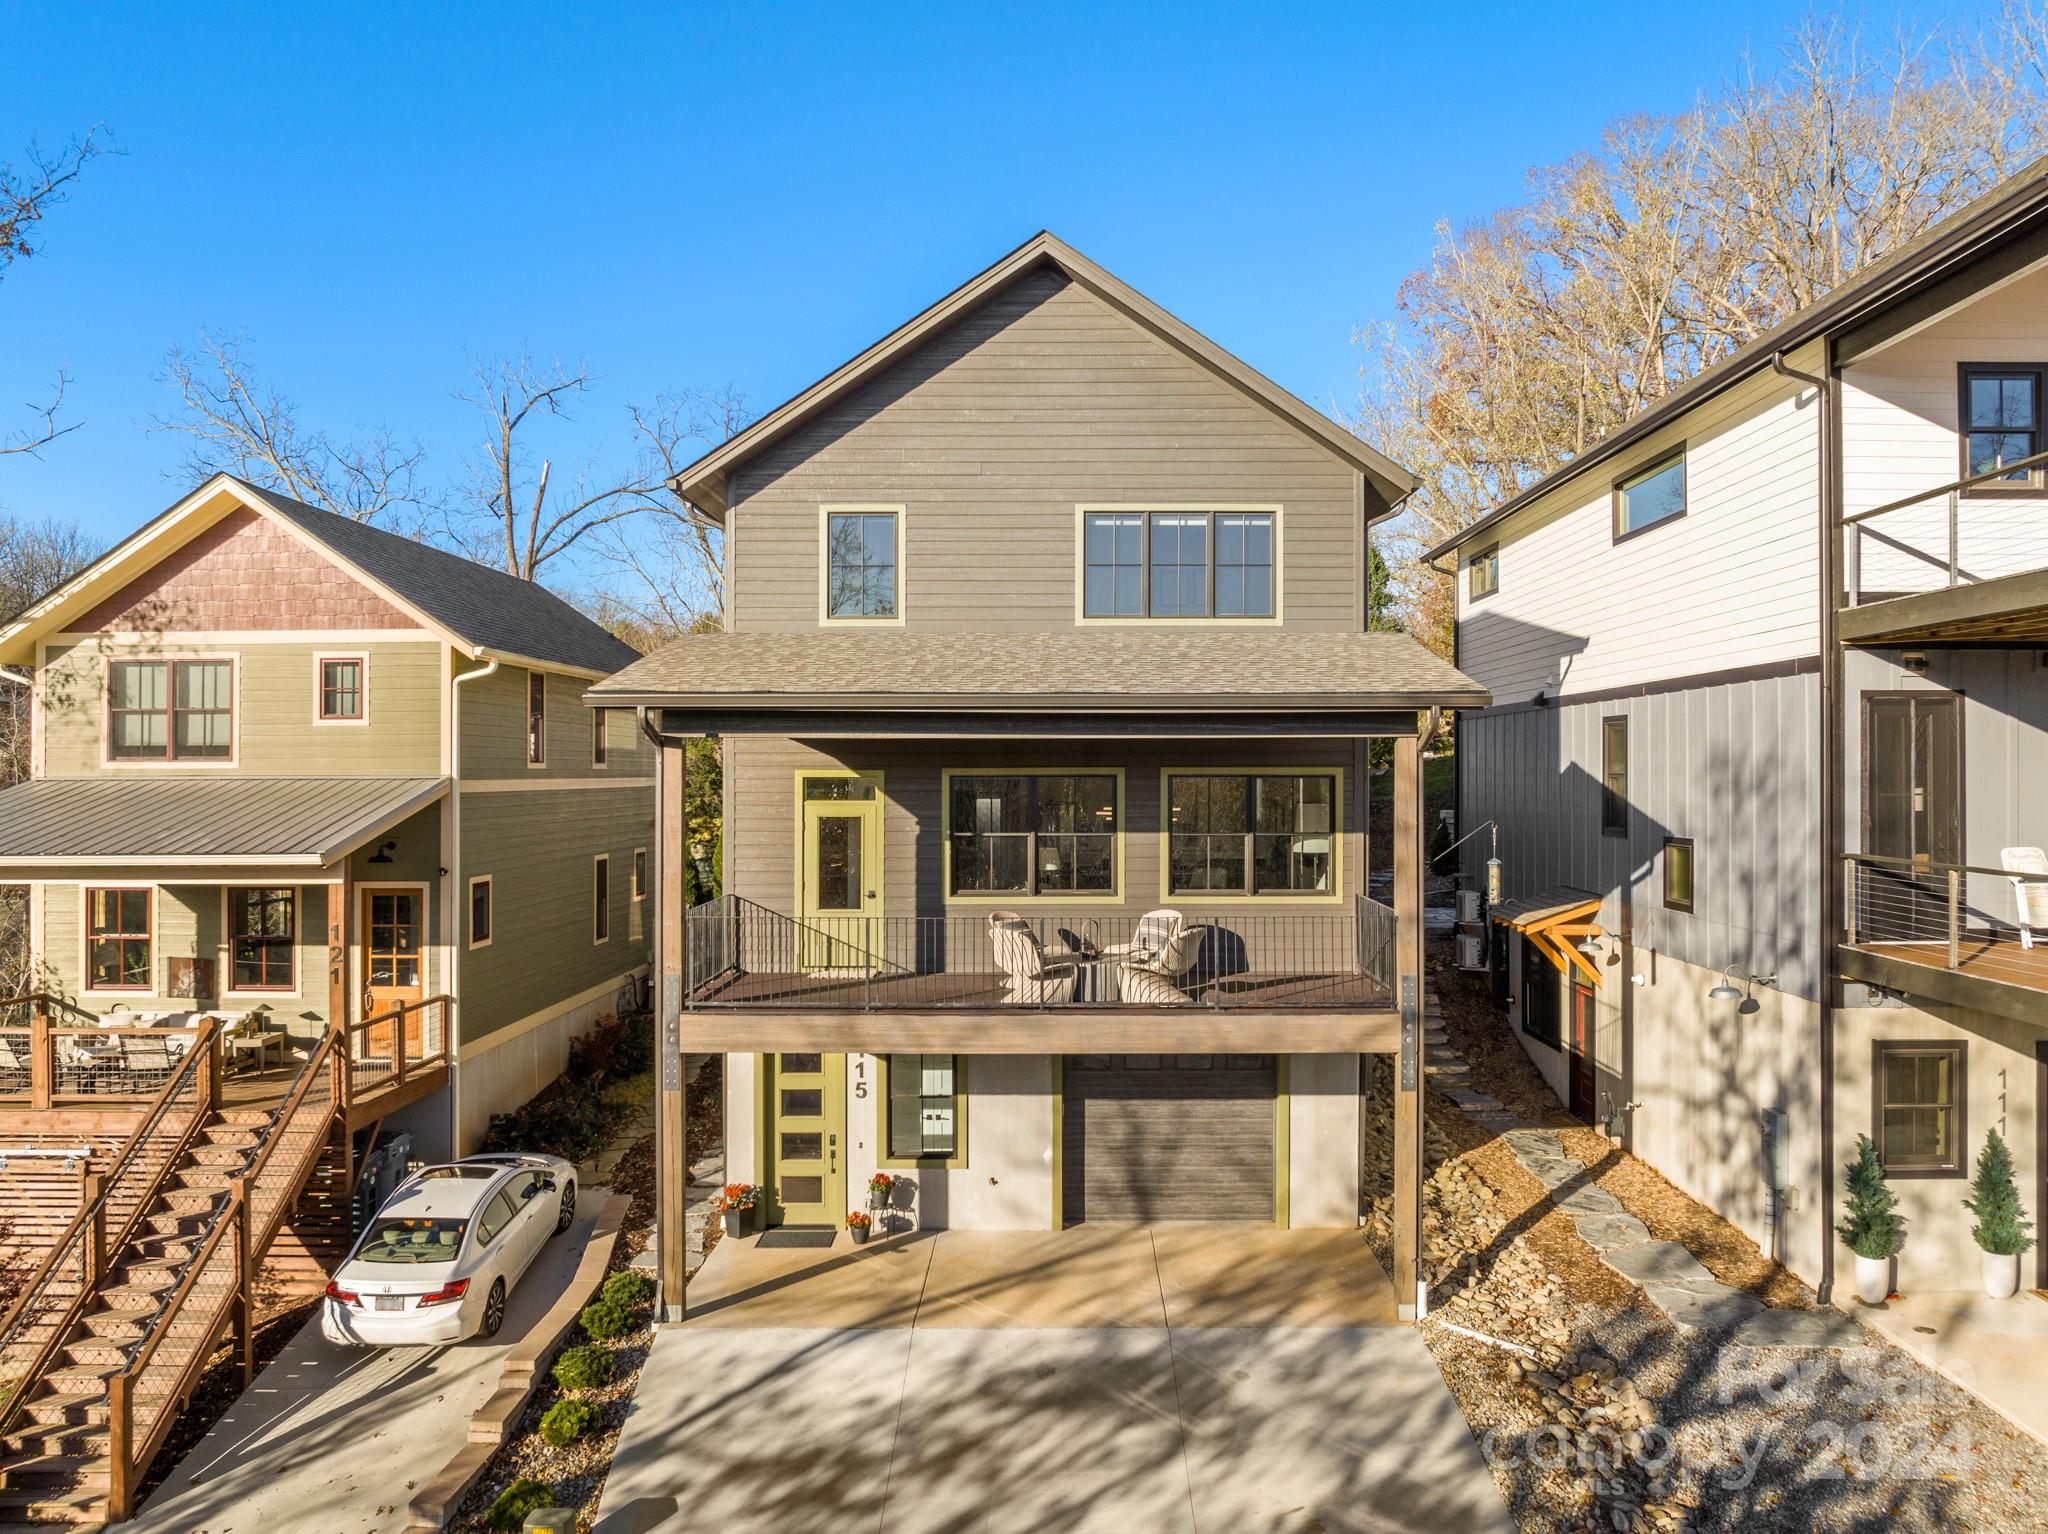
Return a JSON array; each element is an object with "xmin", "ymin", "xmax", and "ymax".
[{"xmin": 0, "ymin": 473, "xmax": 652, "ymax": 1156}]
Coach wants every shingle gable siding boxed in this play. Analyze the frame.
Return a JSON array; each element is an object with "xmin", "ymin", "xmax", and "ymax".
[
  {"xmin": 726, "ymin": 269, "xmax": 1364, "ymax": 632},
  {"xmin": 72, "ymin": 506, "xmax": 415, "ymax": 633}
]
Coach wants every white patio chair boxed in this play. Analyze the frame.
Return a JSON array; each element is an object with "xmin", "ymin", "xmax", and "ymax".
[
  {"xmin": 1117, "ymin": 920, "xmax": 1205, "ymax": 1005},
  {"xmin": 1101, "ymin": 909, "xmax": 1184, "ymax": 965},
  {"xmin": 0, "ymin": 1033, "xmax": 27, "ymax": 1093},
  {"xmin": 987, "ymin": 914, "xmax": 1079, "ymax": 1005},
  {"xmin": 2003, "ymin": 847, "xmax": 2048, "ymax": 950}
]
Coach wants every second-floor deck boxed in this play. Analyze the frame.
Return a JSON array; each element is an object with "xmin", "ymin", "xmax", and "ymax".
[
  {"xmin": 1840, "ymin": 854, "xmax": 2048, "ymax": 1025},
  {"xmin": 680, "ymin": 894, "xmax": 1402, "ymax": 1053}
]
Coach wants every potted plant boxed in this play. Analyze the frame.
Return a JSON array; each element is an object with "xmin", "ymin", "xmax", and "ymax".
[
  {"xmin": 846, "ymin": 1210, "xmax": 872, "ymax": 1245},
  {"xmin": 720, "ymin": 1182, "xmax": 758, "ymax": 1238},
  {"xmin": 1836, "ymin": 1134, "xmax": 1903, "ymax": 1304},
  {"xmin": 867, "ymin": 1171, "xmax": 895, "ymax": 1230},
  {"xmin": 1963, "ymin": 1129, "xmax": 2035, "ymax": 1299}
]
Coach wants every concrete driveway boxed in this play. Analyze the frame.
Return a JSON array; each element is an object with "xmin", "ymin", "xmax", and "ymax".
[
  {"xmin": 128, "ymin": 1195, "xmax": 608, "ymax": 1534},
  {"xmin": 594, "ymin": 1226, "xmax": 1511, "ymax": 1534}
]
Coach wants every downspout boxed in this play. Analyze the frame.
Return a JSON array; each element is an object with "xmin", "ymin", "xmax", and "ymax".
[
  {"xmin": 1772, "ymin": 348, "xmax": 1838, "ymax": 1307},
  {"xmin": 448, "ymin": 654, "xmax": 499, "ymax": 1154}
]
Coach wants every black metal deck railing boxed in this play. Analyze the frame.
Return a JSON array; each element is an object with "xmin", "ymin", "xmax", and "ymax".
[{"xmin": 684, "ymin": 893, "xmax": 1398, "ymax": 1010}]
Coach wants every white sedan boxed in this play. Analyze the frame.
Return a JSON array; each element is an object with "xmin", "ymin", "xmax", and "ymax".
[{"xmin": 322, "ymin": 1153, "xmax": 577, "ymax": 1345}]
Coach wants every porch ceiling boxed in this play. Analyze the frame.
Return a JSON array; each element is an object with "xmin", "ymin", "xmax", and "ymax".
[{"xmin": 0, "ymin": 775, "xmax": 448, "ymax": 874}]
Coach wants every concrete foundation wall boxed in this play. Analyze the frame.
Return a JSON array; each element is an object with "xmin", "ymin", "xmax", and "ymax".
[
  {"xmin": 453, "ymin": 967, "xmax": 646, "ymax": 1152},
  {"xmin": 1835, "ymin": 999, "xmax": 2042, "ymax": 1294},
  {"xmin": 1287, "ymin": 1052, "xmax": 1361, "ymax": 1228}
]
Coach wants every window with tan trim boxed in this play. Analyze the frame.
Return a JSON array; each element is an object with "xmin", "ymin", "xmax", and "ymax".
[
  {"xmin": 86, "ymin": 888, "xmax": 152, "ymax": 991},
  {"xmin": 229, "ymin": 887, "xmax": 296, "ymax": 991},
  {"xmin": 107, "ymin": 658, "xmax": 233, "ymax": 761},
  {"xmin": 468, "ymin": 876, "xmax": 493, "ymax": 949},
  {"xmin": 1166, "ymin": 772, "xmax": 1337, "ymax": 897},
  {"xmin": 526, "ymin": 671, "xmax": 547, "ymax": 766},
  {"xmin": 317, "ymin": 656, "xmax": 366, "ymax": 722},
  {"xmin": 1873, "ymin": 1041, "xmax": 1967, "ymax": 1177},
  {"xmin": 593, "ymin": 855, "xmax": 611, "ymax": 944},
  {"xmin": 592, "ymin": 707, "xmax": 608, "ymax": 767}
]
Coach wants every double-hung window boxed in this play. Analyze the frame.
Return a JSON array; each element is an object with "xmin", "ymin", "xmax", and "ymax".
[
  {"xmin": 824, "ymin": 508, "xmax": 901, "ymax": 620},
  {"xmin": 1081, "ymin": 509, "xmax": 1275, "ymax": 619},
  {"xmin": 318, "ymin": 656, "xmax": 365, "ymax": 721},
  {"xmin": 884, "ymin": 1054, "xmax": 962, "ymax": 1163},
  {"xmin": 1166, "ymin": 773, "xmax": 1337, "ymax": 896},
  {"xmin": 1873, "ymin": 1041, "xmax": 1966, "ymax": 1176},
  {"xmin": 948, "ymin": 773, "xmax": 1117, "ymax": 896},
  {"xmin": 107, "ymin": 658, "xmax": 232, "ymax": 760},
  {"xmin": 230, "ymin": 888, "xmax": 296, "ymax": 990},
  {"xmin": 1613, "ymin": 451, "xmax": 1687, "ymax": 540},
  {"xmin": 1959, "ymin": 365, "xmax": 2043, "ymax": 491},
  {"xmin": 87, "ymin": 888, "xmax": 152, "ymax": 991}
]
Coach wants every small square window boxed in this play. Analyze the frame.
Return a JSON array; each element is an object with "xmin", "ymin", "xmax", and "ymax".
[
  {"xmin": 319, "ymin": 658, "xmax": 365, "ymax": 721},
  {"xmin": 1872, "ymin": 1041, "xmax": 1967, "ymax": 1176},
  {"xmin": 1663, "ymin": 838, "xmax": 1694, "ymax": 913},
  {"xmin": 1613, "ymin": 451, "xmax": 1687, "ymax": 540}
]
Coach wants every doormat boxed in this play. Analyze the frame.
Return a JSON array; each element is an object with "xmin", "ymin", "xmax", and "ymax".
[{"xmin": 755, "ymin": 1228, "xmax": 838, "ymax": 1249}]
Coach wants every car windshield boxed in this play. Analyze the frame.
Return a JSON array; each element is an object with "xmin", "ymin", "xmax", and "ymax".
[{"xmin": 354, "ymin": 1216, "xmax": 468, "ymax": 1263}]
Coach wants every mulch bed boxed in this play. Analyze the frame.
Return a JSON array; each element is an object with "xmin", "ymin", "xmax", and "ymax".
[{"xmin": 448, "ymin": 1054, "xmax": 722, "ymax": 1532}]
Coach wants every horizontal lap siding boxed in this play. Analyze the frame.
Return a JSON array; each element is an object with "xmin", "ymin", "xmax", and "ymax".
[
  {"xmin": 1840, "ymin": 264, "xmax": 2048, "ymax": 593},
  {"xmin": 457, "ymin": 788, "xmax": 652, "ymax": 1045},
  {"xmin": 40, "ymin": 638, "xmax": 443, "ymax": 776},
  {"xmin": 1455, "ymin": 349, "xmax": 1823, "ymax": 705},
  {"xmin": 728, "ymin": 270, "xmax": 1361, "ymax": 632},
  {"xmin": 459, "ymin": 662, "xmax": 654, "ymax": 781},
  {"xmin": 727, "ymin": 736, "xmax": 1366, "ymax": 955}
]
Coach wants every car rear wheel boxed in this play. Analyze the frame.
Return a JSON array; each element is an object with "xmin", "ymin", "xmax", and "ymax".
[
  {"xmin": 555, "ymin": 1179, "xmax": 576, "ymax": 1234},
  {"xmin": 479, "ymin": 1277, "xmax": 506, "ymax": 1338}
]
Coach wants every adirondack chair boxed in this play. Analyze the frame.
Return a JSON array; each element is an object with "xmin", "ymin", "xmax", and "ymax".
[{"xmin": 2003, "ymin": 847, "xmax": 2048, "ymax": 950}]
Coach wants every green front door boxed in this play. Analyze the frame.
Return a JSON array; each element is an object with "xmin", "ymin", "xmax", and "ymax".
[{"xmin": 767, "ymin": 1053, "xmax": 845, "ymax": 1227}]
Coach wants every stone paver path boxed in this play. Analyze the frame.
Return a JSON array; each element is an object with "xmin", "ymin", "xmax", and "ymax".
[{"xmin": 1497, "ymin": 1128, "xmax": 1862, "ymax": 1349}]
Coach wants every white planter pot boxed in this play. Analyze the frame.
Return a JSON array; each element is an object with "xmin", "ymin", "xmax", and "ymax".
[
  {"xmin": 1982, "ymin": 1249, "xmax": 2021, "ymax": 1300},
  {"xmin": 1852, "ymin": 1253, "xmax": 1891, "ymax": 1305}
]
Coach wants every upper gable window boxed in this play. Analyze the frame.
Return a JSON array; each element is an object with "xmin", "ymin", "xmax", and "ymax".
[
  {"xmin": 1081, "ymin": 509, "xmax": 1276, "ymax": 621},
  {"xmin": 1613, "ymin": 451, "xmax": 1687, "ymax": 541},
  {"xmin": 526, "ymin": 671, "xmax": 547, "ymax": 766},
  {"xmin": 1959, "ymin": 365, "xmax": 2043, "ymax": 492},
  {"xmin": 822, "ymin": 507, "xmax": 902, "ymax": 622},
  {"xmin": 1468, "ymin": 545, "xmax": 1499, "ymax": 601},
  {"xmin": 108, "ymin": 658, "xmax": 233, "ymax": 762}
]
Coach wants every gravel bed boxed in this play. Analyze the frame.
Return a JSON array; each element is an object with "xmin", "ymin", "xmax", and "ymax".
[{"xmin": 1360, "ymin": 947, "xmax": 2048, "ymax": 1532}]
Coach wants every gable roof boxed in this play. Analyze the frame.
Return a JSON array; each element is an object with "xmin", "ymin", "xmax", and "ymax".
[
  {"xmin": 673, "ymin": 231, "xmax": 1415, "ymax": 519},
  {"xmin": 0, "ymin": 475, "xmax": 639, "ymax": 676},
  {"xmin": 1428, "ymin": 151, "xmax": 2048, "ymax": 562}
]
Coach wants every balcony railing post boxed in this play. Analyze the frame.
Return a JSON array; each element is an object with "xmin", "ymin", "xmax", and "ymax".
[
  {"xmin": 29, "ymin": 995, "xmax": 51, "ymax": 1110},
  {"xmin": 1947, "ymin": 489, "xmax": 1960, "ymax": 588},
  {"xmin": 1947, "ymin": 867, "xmax": 1962, "ymax": 969},
  {"xmin": 1847, "ymin": 522, "xmax": 1861, "ymax": 607},
  {"xmin": 81, "ymin": 1169, "xmax": 106, "ymax": 1290},
  {"xmin": 1844, "ymin": 859, "xmax": 1858, "ymax": 947}
]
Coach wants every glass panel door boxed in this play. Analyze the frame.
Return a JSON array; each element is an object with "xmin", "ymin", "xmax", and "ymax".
[
  {"xmin": 768, "ymin": 1052, "xmax": 844, "ymax": 1227},
  {"xmin": 799, "ymin": 785, "xmax": 882, "ymax": 971}
]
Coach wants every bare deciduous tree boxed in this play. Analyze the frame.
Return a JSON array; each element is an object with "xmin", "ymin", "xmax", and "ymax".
[
  {"xmin": 454, "ymin": 355, "xmax": 677, "ymax": 581},
  {"xmin": 154, "ymin": 331, "xmax": 430, "ymax": 526},
  {"xmin": 1356, "ymin": 11, "xmax": 2048, "ymax": 655},
  {"xmin": 1, "ymin": 128, "xmax": 107, "ymax": 462},
  {"xmin": 588, "ymin": 384, "xmax": 748, "ymax": 632}
]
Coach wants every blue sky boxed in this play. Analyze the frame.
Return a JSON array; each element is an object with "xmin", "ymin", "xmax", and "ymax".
[{"xmin": 0, "ymin": 0, "xmax": 1988, "ymax": 578}]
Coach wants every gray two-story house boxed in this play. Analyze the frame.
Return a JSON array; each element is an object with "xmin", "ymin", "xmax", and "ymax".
[{"xmin": 590, "ymin": 233, "xmax": 1488, "ymax": 1318}]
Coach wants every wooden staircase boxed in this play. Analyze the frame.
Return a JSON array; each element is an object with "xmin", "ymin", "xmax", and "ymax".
[{"xmin": 0, "ymin": 1022, "xmax": 348, "ymax": 1526}]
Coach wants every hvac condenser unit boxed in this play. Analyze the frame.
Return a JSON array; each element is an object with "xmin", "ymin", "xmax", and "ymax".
[
  {"xmin": 1456, "ymin": 933, "xmax": 1485, "ymax": 971},
  {"xmin": 1457, "ymin": 889, "xmax": 1483, "ymax": 924}
]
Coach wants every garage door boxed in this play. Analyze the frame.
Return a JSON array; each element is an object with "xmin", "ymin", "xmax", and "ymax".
[{"xmin": 1061, "ymin": 1055, "xmax": 1276, "ymax": 1222}]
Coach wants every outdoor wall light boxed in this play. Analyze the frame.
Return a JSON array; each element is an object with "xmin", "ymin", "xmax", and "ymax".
[
  {"xmin": 368, "ymin": 839, "xmax": 398, "ymax": 865},
  {"xmin": 1710, "ymin": 965, "xmax": 1778, "ymax": 1012}
]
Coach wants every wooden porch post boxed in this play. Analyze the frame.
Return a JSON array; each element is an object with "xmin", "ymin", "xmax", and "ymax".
[
  {"xmin": 81, "ymin": 1169, "xmax": 106, "ymax": 1290},
  {"xmin": 230, "ymin": 1175, "xmax": 254, "ymax": 1386},
  {"xmin": 1392, "ymin": 730, "xmax": 1426, "ymax": 1321},
  {"xmin": 656, "ymin": 736, "xmax": 690, "ymax": 1320},
  {"xmin": 29, "ymin": 994, "xmax": 51, "ymax": 1110}
]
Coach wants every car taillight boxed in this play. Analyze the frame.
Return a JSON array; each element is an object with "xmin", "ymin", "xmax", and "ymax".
[
  {"xmin": 416, "ymin": 1278, "xmax": 470, "ymax": 1307},
  {"xmin": 324, "ymin": 1281, "xmax": 360, "ymax": 1306}
]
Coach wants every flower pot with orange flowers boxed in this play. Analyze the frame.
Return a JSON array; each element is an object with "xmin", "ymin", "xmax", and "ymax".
[
  {"xmin": 720, "ymin": 1183, "xmax": 758, "ymax": 1238},
  {"xmin": 846, "ymin": 1210, "xmax": 872, "ymax": 1245}
]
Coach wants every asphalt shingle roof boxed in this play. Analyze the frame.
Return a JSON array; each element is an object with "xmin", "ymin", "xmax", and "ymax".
[
  {"xmin": 239, "ymin": 482, "xmax": 640, "ymax": 675},
  {"xmin": 0, "ymin": 776, "xmax": 449, "ymax": 867},
  {"xmin": 590, "ymin": 629, "xmax": 1488, "ymax": 708}
]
